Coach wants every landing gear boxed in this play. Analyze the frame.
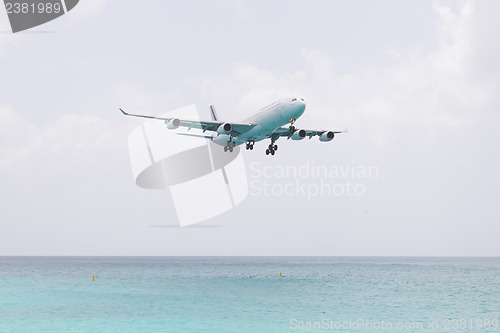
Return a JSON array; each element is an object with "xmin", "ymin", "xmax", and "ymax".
[
  {"xmin": 266, "ymin": 141, "xmax": 278, "ymax": 156},
  {"xmin": 224, "ymin": 140, "xmax": 235, "ymax": 152},
  {"xmin": 289, "ymin": 118, "xmax": 296, "ymax": 132},
  {"xmin": 245, "ymin": 141, "xmax": 255, "ymax": 150}
]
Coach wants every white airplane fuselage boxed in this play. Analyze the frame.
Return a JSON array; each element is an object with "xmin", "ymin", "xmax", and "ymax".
[{"xmin": 212, "ymin": 97, "xmax": 306, "ymax": 146}]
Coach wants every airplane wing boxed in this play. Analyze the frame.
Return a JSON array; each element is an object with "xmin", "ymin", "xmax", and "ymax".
[
  {"xmin": 119, "ymin": 108, "xmax": 256, "ymax": 135},
  {"xmin": 303, "ymin": 129, "xmax": 347, "ymax": 139},
  {"xmin": 176, "ymin": 132, "xmax": 214, "ymax": 139},
  {"xmin": 273, "ymin": 126, "xmax": 347, "ymax": 139}
]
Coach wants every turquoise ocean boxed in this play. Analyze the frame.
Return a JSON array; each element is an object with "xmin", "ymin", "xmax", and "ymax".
[{"xmin": 0, "ymin": 257, "xmax": 498, "ymax": 332}]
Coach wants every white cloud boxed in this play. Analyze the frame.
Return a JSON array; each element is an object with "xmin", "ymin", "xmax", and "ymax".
[
  {"xmin": 0, "ymin": 79, "xmax": 185, "ymax": 182},
  {"xmin": 0, "ymin": 105, "xmax": 127, "ymax": 180},
  {"xmin": 199, "ymin": 0, "xmax": 499, "ymax": 146}
]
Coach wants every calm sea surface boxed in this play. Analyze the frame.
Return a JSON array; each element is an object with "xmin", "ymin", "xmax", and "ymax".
[{"xmin": 0, "ymin": 257, "xmax": 499, "ymax": 332}]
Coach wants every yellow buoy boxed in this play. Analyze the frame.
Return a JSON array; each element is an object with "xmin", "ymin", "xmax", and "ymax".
[
  {"xmin": 280, "ymin": 272, "xmax": 282, "ymax": 277},
  {"xmin": 92, "ymin": 275, "xmax": 95, "ymax": 281}
]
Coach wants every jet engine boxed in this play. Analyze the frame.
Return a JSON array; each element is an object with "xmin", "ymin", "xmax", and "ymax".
[
  {"xmin": 217, "ymin": 123, "xmax": 232, "ymax": 134},
  {"xmin": 165, "ymin": 118, "xmax": 180, "ymax": 129},
  {"xmin": 319, "ymin": 131, "xmax": 335, "ymax": 142},
  {"xmin": 291, "ymin": 129, "xmax": 307, "ymax": 140}
]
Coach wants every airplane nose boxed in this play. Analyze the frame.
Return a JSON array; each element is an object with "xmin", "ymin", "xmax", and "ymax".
[
  {"xmin": 295, "ymin": 99, "xmax": 306, "ymax": 117},
  {"xmin": 290, "ymin": 97, "xmax": 306, "ymax": 117}
]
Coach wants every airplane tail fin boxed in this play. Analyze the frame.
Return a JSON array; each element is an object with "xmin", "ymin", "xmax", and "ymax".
[{"xmin": 209, "ymin": 105, "xmax": 219, "ymax": 121}]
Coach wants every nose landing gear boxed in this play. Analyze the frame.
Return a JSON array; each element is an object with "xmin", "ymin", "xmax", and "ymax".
[{"xmin": 289, "ymin": 118, "xmax": 296, "ymax": 132}]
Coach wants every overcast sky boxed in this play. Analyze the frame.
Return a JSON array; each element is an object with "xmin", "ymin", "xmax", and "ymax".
[{"xmin": 0, "ymin": 0, "xmax": 499, "ymax": 256}]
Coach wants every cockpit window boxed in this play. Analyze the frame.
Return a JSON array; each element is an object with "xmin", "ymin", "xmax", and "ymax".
[
  {"xmin": 292, "ymin": 98, "xmax": 297, "ymax": 101},
  {"xmin": 301, "ymin": 98, "xmax": 304, "ymax": 101}
]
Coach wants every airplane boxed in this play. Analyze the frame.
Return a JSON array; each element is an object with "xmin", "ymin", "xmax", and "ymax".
[{"xmin": 119, "ymin": 97, "xmax": 346, "ymax": 155}]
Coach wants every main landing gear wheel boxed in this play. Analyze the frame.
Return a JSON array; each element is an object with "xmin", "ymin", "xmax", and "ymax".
[
  {"xmin": 224, "ymin": 141, "xmax": 236, "ymax": 153},
  {"xmin": 225, "ymin": 141, "xmax": 235, "ymax": 152},
  {"xmin": 246, "ymin": 141, "xmax": 255, "ymax": 150},
  {"xmin": 266, "ymin": 142, "xmax": 278, "ymax": 156}
]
